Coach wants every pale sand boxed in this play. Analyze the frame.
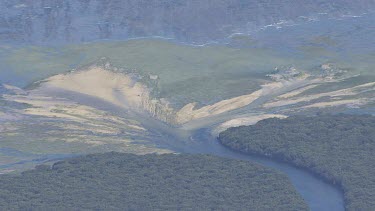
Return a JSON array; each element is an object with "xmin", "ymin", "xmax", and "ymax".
[
  {"xmin": 23, "ymin": 108, "xmax": 84, "ymax": 121},
  {"xmin": 11, "ymin": 65, "xmax": 344, "ymax": 126},
  {"xmin": 3, "ymin": 65, "xmax": 374, "ymax": 132},
  {"xmin": 38, "ymin": 67, "xmax": 147, "ymax": 109},
  {"xmin": 264, "ymin": 82, "xmax": 375, "ymax": 108},
  {"xmin": 3, "ymin": 70, "xmax": 147, "ymax": 131},
  {"xmin": 176, "ymin": 90, "xmax": 263, "ymax": 124},
  {"xmin": 2, "ymin": 84, "xmax": 27, "ymax": 95},
  {"xmin": 1, "ymin": 68, "xmax": 159, "ymax": 147},
  {"xmin": 303, "ymin": 99, "xmax": 366, "ymax": 108},
  {"xmin": 61, "ymin": 124, "xmax": 120, "ymax": 135},
  {"xmin": 175, "ymin": 81, "xmax": 289, "ymax": 124},
  {"xmin": 4, "ymin": 89, "xmax": 147, "ymax": 136},
  {"xmin": 213, "ymin": 114, "xmax": 287, "ymax": 135},
  {"xmin": 277, "ymin": 84, "xmax": 319, "ymax": 99},
  {"xmin": 34, "ymin": 67, "xmax": 174, "ymax": 122}
]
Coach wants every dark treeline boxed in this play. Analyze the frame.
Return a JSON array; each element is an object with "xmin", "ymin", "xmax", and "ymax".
[
  {"xmin": 219, "ymin": 114, "xmax": 375, "ymax": 211},
  {"xmin": 0, "ymin": 152, "xmax": 307, "ymax": 211}
]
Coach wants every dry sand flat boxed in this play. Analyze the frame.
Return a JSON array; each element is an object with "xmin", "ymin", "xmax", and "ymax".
[
  {"xmin": 38, "ymin": 67, "xmax": 148, "ymax": 109},
  {"xmin": 2, "ymin": 82, "xmax": 151, "ymax": 148},
  {"xmin": 277, "ymin": 84, "xmax": 319, "ymax": 99},
  {"xmin": 176, "ymin": 90, "xmax": 263, "ymax": 124},
  {"xmin": 2, "ymin": 71, "xmax": 369, "ymax": 128},
  {"xmin": 37, "ymin": 67, "xmax": 175, "ymax": 123},
  {"xmin": 263, "ymin": 82, "xmax": 375, "ymax": 109},
  {"xmin": 4, "ymin": 66, "xmax": 288, "ymax": 126},
  {"xmin": 2, "ymin": 64, "xmax": 374, "ymax": 150},
  {"xmin": 303, "ymin": 99, "xmax": 366, "ymax": 108},
  {"xmin": 175, "ymin": 77, "xmax": 306, "ymax": 124},
  {"xmin": 212, "ymin": 114, "xmax": 288, "ymax": 136}
]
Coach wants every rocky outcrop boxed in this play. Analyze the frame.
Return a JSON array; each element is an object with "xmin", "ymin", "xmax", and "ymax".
[{"xmin": 1, "ymin": 0, "xmax": 374, "ymax": 44}]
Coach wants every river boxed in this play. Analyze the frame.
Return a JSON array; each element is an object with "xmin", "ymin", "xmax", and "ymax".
[
  {"xmin": 191, "ymin": 129, "xmax": 344, "ymax": 211},
  {"xmin": 118, "ymin": 100, "xmax": 347, "ymax": 211},
  {"xmin": 147, "ymin": 119, "xmax": 345, "ymax": 211}
]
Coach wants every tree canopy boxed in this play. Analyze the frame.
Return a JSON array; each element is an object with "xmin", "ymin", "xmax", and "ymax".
[
  {"xmin": 0, "ymin": 152, "xmax": 307, "ymax": 210},
  {"xmin": 219, "ymin": 114, "xmax": 375, "ymax": 211}
]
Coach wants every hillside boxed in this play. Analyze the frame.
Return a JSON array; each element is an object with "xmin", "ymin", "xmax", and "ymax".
[
  {"xmin": 219, "ymin": 114, "xmax": 375, "ymax": 210},
  {"xmin": 0, "ymin": 152, "xmax": 307, "ymax": 210}
]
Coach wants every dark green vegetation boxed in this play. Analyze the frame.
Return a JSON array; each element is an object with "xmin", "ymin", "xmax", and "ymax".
[
  {"xmin": 0, "ymin": 152, "xmax": 307, "ymax": 210},
  {"xmin": 219, "ymin": 114, "xmax": 375, "ymax": 211}
]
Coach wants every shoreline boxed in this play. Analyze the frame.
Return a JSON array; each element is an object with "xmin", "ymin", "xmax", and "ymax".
[{"xmin": 217, "ymin": 135, "xmax": 346, "ymax": 211}]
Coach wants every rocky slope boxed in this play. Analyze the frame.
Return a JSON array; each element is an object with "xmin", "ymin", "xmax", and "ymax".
[{"xmin": 1, "ymin": 0, "xmax": 374, "ymax": 44}]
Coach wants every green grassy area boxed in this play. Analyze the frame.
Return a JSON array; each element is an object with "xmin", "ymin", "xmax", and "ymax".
[
  {"xmin": 2, "ymin": 39, "xmax": 374, "ymax": 107},
  {"xmin": 5, "ymin": 40, "xmax": 284, "ymax": 83},
  {"xmin": 0, "ymin": 39, "xmax": 301, "ymax": 107}
]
